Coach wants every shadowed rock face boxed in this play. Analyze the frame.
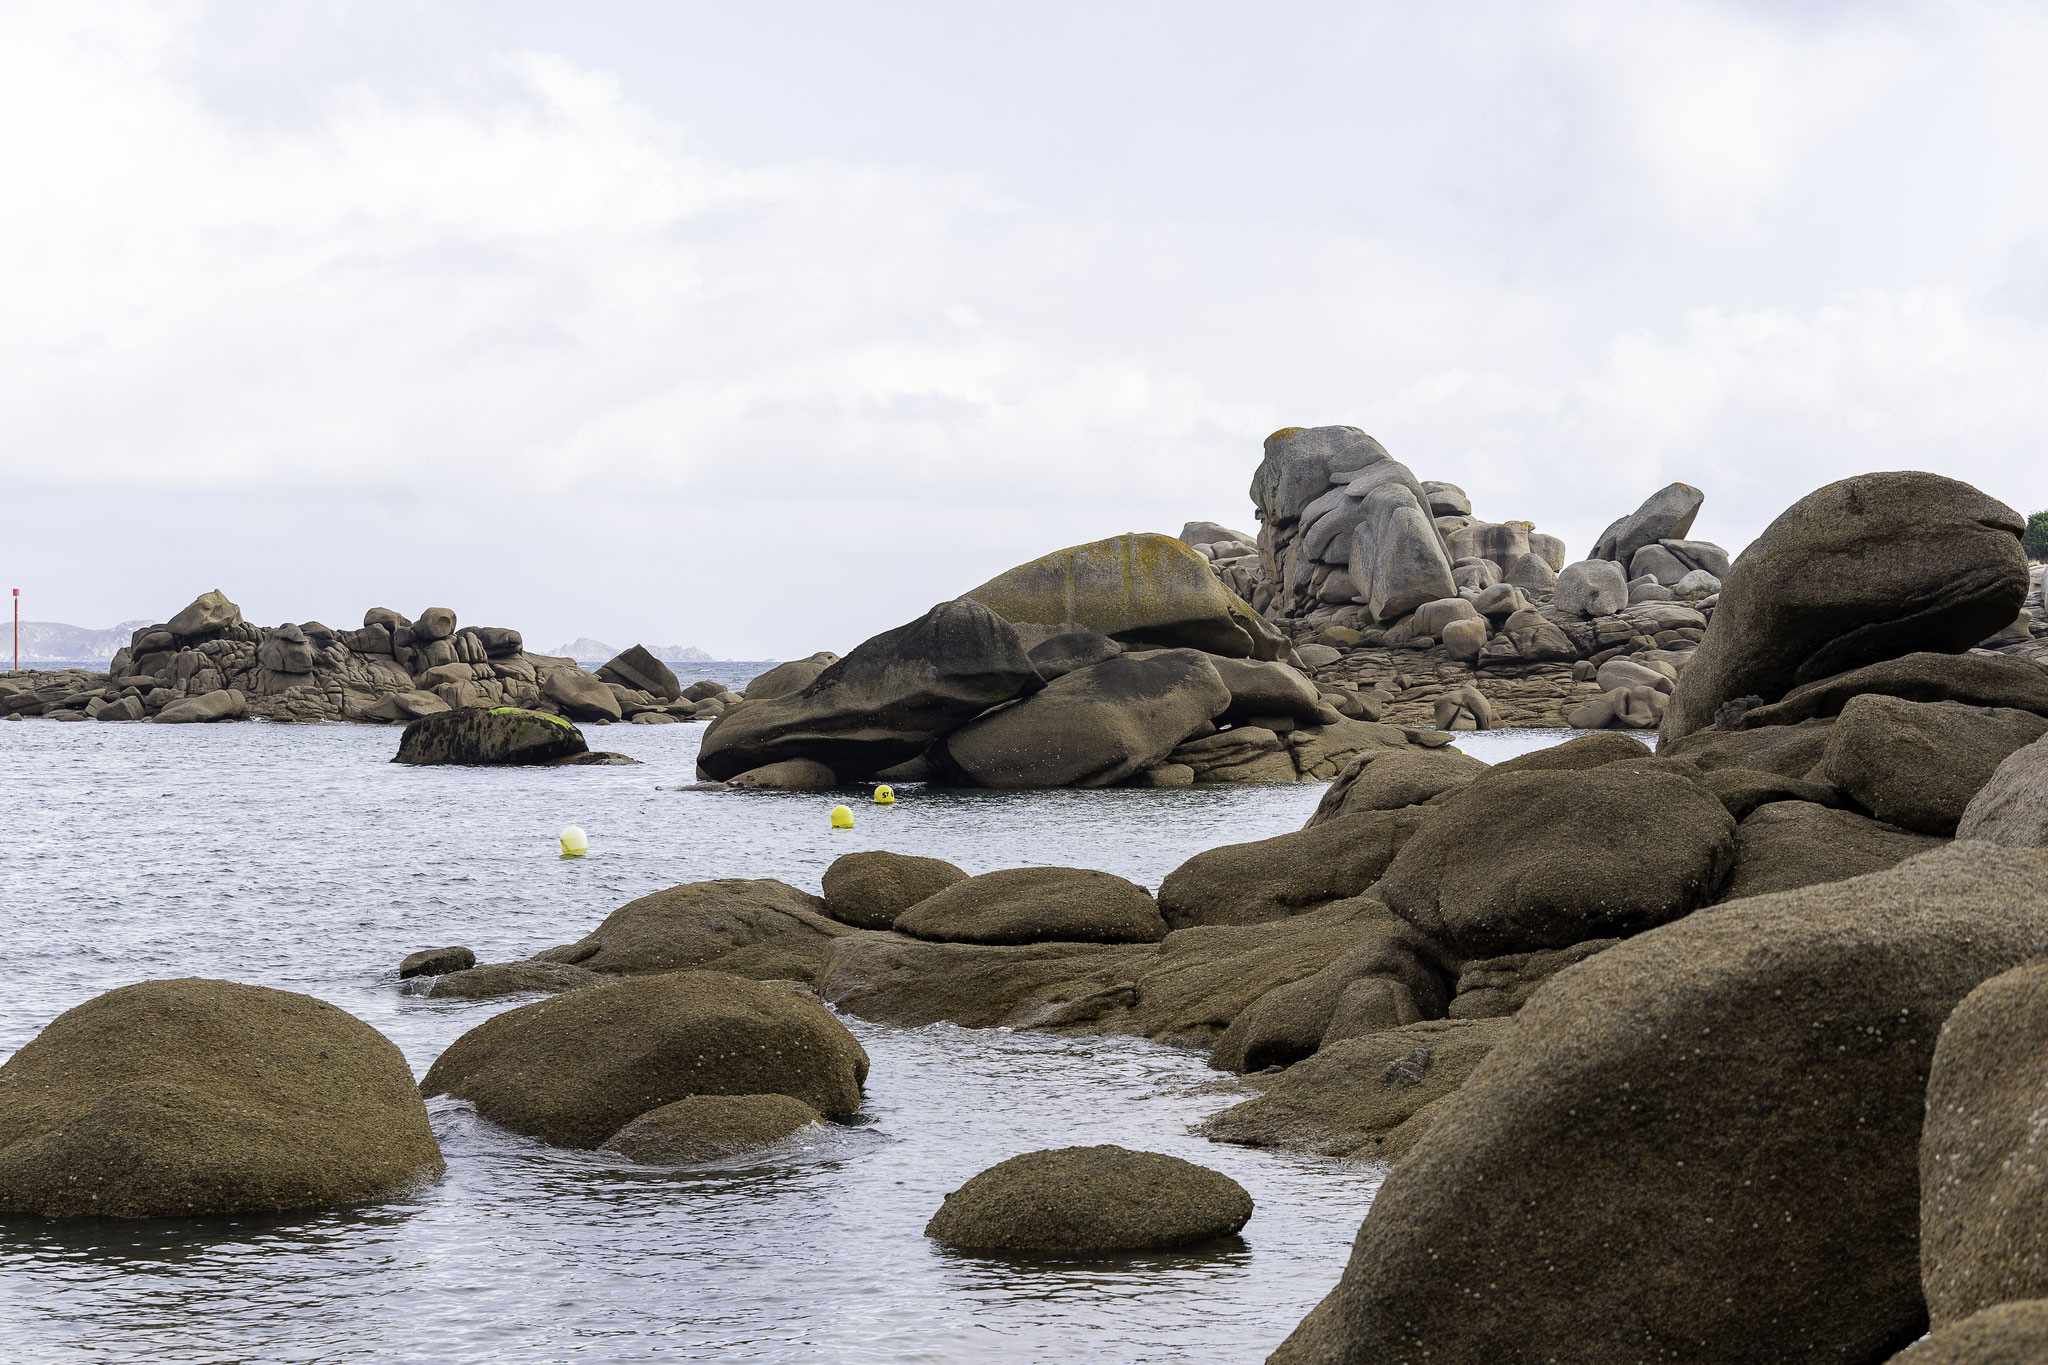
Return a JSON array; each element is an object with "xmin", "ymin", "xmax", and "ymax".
[
  {"xmin": 1889, "ymin": 1302, "xmax": 2048, "ymax": 1365},
  {"xmin": 1661, "ymin": 472, "xmax": 2029, "ymax": 742},
  {"xmin": 0, "ymin": 978, "xmax": 443, "ymax": 1219},
  {"xmin": 924, "ymin": 1145, "xmax": 1252, "ymax": 1253},
  {"xmin": 695, "ymin": 599, "xmax": 1039, "ymax": 782},
  {"xmin": 1270, "ymin": 844, "xmax": 2048, "ymax": 1365},
  {"xmin": 964, "ymin": 531, "xmax": 1286, "ymax": 660},
  {"xmin": 393, "ymin": 706, "xmax": 588, "ymax": 765},
  {"xmin": 820, "ymin": 851, "xmax": 967, "ymax": 930}
]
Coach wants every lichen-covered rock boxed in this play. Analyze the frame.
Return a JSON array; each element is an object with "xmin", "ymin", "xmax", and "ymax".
[
  {"xmin": 894, "ymin": 867, "xmax": 1168, "ymax": 945},
  {"xmin": 0, "ymin": 979, "xmax": 443, "ymax": 1218},
  {"xmin": 820, "ymin": 850, "xmax": 968, "ymax": 930},
  {"xmin": 964, "ymin": 531, "xmax": 1285, "ymax": 660},
  {"xmin": 925, "ymin": 1145, "xmax": 1252, "ymax": 1252},
  {"xmin": 393, "ymin": 706, "xmax": 588, "ymax": 765},
  {"xmin": 421, "ymin": 971, "xmax": 867, "ymax": 1149},
  {"xmin": 1662, "ymin": 472, "xmax": 2029, "ymax": 742}
]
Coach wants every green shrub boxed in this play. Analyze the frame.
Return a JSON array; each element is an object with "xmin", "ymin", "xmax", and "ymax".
[{"xmin": 2026, "ymin": 510, "xmax": 2048, "ymax": 563}]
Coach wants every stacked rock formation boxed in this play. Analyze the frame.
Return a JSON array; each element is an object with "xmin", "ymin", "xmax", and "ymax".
[{"xmin": 0, "ymin": 590, "xmax": 738, "ymax": 726}]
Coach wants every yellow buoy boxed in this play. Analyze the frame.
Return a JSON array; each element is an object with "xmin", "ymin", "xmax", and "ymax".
[
  {"xmin": 873, "ymin": 785, "xmax": 895, "ymax": 806},
  {"xmin": 829, "ymin": 805, "xmax": 855, "ymax": 830},
  {"xmin": 559, "ymin": 825, "xmax": 588, "ymax": 858}
]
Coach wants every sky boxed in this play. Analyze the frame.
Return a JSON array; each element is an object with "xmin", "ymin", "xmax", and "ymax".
[{"xmin": 4, "ymin": 1, "xmax": 2045, "ymax": 658}]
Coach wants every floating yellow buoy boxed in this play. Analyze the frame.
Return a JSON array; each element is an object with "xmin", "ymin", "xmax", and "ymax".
[
  {"xmin": 829, "ymin": 805, "xmax": 855, "ymax": 830},
  {"xmin": 873, "ymin": 785, "xmax": 895, "ymax": 806},
  {"xmin": 559, "ymin": 826, "xmax": 588, "ymax": 857}
]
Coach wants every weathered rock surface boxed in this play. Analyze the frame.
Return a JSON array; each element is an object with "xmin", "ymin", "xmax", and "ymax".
[
  {"xmin": 1888, "ymin": 1303, "xmax": 2048, "ymax": 1365},
  {"xmin": 744, "ymin": 653, "xmax": 839, "ymax": 701},
  {"xmin": 1201, "ymin": 1018, "xmax": 1510, "ymax": 1160},
  {"xmin": 1553, "ymin": 559, "xmax": 1628, "ymax": 617},
  {"xmin": 596, "ymin": 645, "xmax": 681, "ymax": 702},
  {"xmin": 1922, "ymin": 961, "xmax": 2048, "ymax": 1326},
  {"xmin": 1658, "ymin": 715, "xmax": 1837, "ymax": 778},
  {"xmin": 894, "ymin": 867, "xmax": 1168, "ymax": 945},
  {"xmin": 0, "ymin": 979, "xmax": 443, "ymax": 1218},
  {"xmin": 1156, "ymin": 809, "xmax": 1430, "ymax": 929},
  {"xmin": 1662, "ymin": 473, "xmax": 2029, "ymax": 742},
  {"xmin": 1720, "ymin": 800, "xmax": 1946, "ymax": 902},
  {"xmin": 924, "ymin": 1145, "xmax": 1252, "ymax": 1252},
  {"xmin": 1304, "ymin": 746, "xmax": 1487, "ymax": 826},
  {"xmin": 725, "ymin": 758, "xmax": 838, "ymax": 790},
  {"xmin": 936, "ymin": 649, "xmax": 1230, "ymax": 788},
  {"xmin": 393, "ymin": 707, "xmax": 588, "ymax": 766},
  {"xmin": 820, "ymin": 851, "xmax": 968, "ymax": 930},
  {"xmin": 1377, "ymin": 768, "xmax": 1736, "ymax": 957},
  {"xmin": 1025, "ymin": 631, "xmax": 1122, "ymax": 682},
  {"xmin": 964, "ymin": 531, "xmax": 1285, "ymax": 660},
  {"xmin": 398, "ymin": 946, "xmax": 475, "ymax": 979},
  {"xmin": 421, "ymin": 972, "xmax": 868, "ymax": 1149},
  {"xmin": 599, "ymin": 1093, "xmax": 822, "ymax": 1165},
  {"xmin": 1957, "ymin": 732, "xmax": 2048, "ymax": 846},
  {"xmin": 420, "ymin": 960, "xmax": 604, "ymax": 1000},
  {"xmin": 699, "ymin": 601, "xmax": 1038, "ymax": 781},
  {"xmin": 1737, "ymin": 651, "xmax": 2048, "ymax": 730},
  {"xmin": 1816, "ymin": 695, "xmax": 2048, "ymax": 835},
  {"xmin": 1208, "ymin": 921, "xmax": 1455, "ymax": 1073},
  {"xmin": 1445, "ymin": 939, "xmax": 1616, "ymax": 1019},
  {"xmin": 1270, "ymin": 844, "xmax": 2048, "ymax": 1365},
  {"xmin": 532, "ymin": 878, "xmax": 853, "ymax": 982},
  {"xmin": 155, "ymin": 689, "xmax": 247, "ymax": 723},
  {"xmin": 1591, "ymin": 482, "xmax": 1704, "ymax": 565}
]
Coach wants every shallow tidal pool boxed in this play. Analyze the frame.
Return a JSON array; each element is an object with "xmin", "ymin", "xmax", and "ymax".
[{"xmin": 0, "ymin": 717, "xmax": 1589, "ymax": 1363}]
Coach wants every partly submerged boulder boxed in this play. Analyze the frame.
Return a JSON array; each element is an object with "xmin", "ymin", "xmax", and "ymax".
[
  {"xmin": 599, "ymin": 1093, "xmax": 822, "ymax": 1165},
  {"xmin": 820, "ymin": 851, "xmax": 968, "ymax": 930},
  {"xmin": 924, "ymin": 1145, "xmax": 1252, "ymax": 1253},
  {"xmin": 531, "ymin": 878, "xmax": 853, "ymax": 982},
  {"xmin": 894, "ymin": 867, "xmax": 1168, "ymax": 945},
  {"xmin": 697, "ymin": 600, "xmax": 1038, "ymax": 781},
  {"xmin": 963, "ymin": 531, "xmax": 1285, "ymax": 660},
  {"xmin": 1376, "ymin": 768, "xmax": 1736, "ymax": 957},
  {"xmin": 421, "ymin": 972, "xmax": 868, "ymax": 1149},
  {"xmin": 0, "ymin": 979, "xmax": 443, "ymax": 1218},
  {"xmin": 1270, "ymin": 843, "xmax": 2048, "ymax": 1365},
  {"xmin": 1661, "ymin": 472, "xmax": 2030, "ymax": 742},
  {"xmin": 935, "ymin": 649, "xmax": 1230, "ymax": 788},
  {"xmin": 393, "ymin": 706, "xmax": 588, "ymax": 765}
]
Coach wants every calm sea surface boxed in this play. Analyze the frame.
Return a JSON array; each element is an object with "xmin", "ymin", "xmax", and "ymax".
[{"xmin": 0, "ymin": 697, "xmax": 1581, "ymax": 1364}]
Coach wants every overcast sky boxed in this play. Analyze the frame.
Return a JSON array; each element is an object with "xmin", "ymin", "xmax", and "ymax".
[{"xmin": 5, "ymin": 2, "xmax": 2045, "ymax": 658}]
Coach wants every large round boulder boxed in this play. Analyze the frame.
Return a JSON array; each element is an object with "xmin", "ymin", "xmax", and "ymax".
[
  {"xmin": 1303, "ymin": 746, "xmax": 1487, "ymax": 827},
  {"xmin": 697, "ymin": 600, "xmax": 1039, "ymax": 781},
  {"xmin": 393, "ymin": 706, "xmax": 588, "ymax": 765},
  {"xmin": 1375, "ymin": 768, "xmax": 1736, "ymax": 957},
  {"xmin": 1957, "ymin": 732, "xmax": 2048, "ymax": 847},
  {"xmin": 0, "ymin": 979, "xmax": 443, "ymax": 1218},
  {"xmin": 421, "ymin": 972, "xmax": 867, "ymax": 1149},
  {"xmin": 935, "ymin": 649, "xmax": 1231, "ymax": 789},
  {"xmin": 963, "ymin": 531, "xmax": 1286, "ymax": 660},
  {"xmin": 1661, "ymin": 472, "xmax": 2029, "ymax": 742},
  {"xmin": 924, "ymin": 1145, "xmax": 1252, "ymax": 1252},
  {"xmin": 1815, "ymin": 694, "xmax": 2048, "ymax": 835},
  {"xmin": 1270, "ymin": 843, "xmax": 2048, "ymax": 1365},
  {"xmin": 529, "ymin": 878, "xmax": 853, "ymax": 983},
  {"xmin": 1922, "ymin": 961, "xmax": 2048, "ymax": 1326},
  {"xmin": 820, "ymin": 850, "xmax": 968, "ymax": 930},
  {"xmin": 894, "ymin": 866, "xmax": 1168, "ymax": 945}
]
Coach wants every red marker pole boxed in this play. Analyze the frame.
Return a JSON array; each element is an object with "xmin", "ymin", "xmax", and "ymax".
[{"xmin": 10, "ymin": 589, "xmax": 17, "ymax": 673}]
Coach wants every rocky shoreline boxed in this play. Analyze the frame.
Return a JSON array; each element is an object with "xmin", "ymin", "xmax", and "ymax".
[{"xmin": 4, "ymin": 455, "xmax": 2048, "ymax": 1360}]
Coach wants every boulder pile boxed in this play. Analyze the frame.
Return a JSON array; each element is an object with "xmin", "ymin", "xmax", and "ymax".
[{"xmin": 0, "ymin": 590, "xmax": 741, "ymax": 726}]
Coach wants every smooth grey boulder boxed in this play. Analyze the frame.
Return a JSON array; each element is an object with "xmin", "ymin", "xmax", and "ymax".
[
  {"xmin": 1816, "ymin": 694, "xmax": 2048, "ymax": 835},
  {"xmin": 698, "ymin": 600, "xmax": 1038, "ymax": 782},
  {"xmin": 1553, "ymin": 559, "xmax": 1628, "ymax": 617},
  {"xmin": 1025, "ymin": 631, "xmax": 1122, "ymax": 682},
  {"xmin": 597, "ymin": 645, "xmax": 682, "ymax": 702},
  {"xmin": 1271, "ymin": 844, "xmax": 2048, "ymax": 1365},
  {"xmin": 1420, "ymin": 480, "xmax": 1470, "ymax": 516},
  {"xmin": 165, "ymin": 589, "xmax": 241, "ymax": 639},
  {"xmin": 1251, "ymin": 425, "xmax": 1401, "ymax": 524},
  {"xmin": 540, "ymin": 665, "xmax": 622, "ymax": 721},
  {"xmin": 1660, "ymin": 537, "xmax": 1732, "ymax": 578},
  {"xmin": 1591, "ymin": 482, "xmax": 1704, "ymax": 565},
  {"xmin": 1376, "ymin": 768, "xmax": 1735, "ymax": 957},
  {"xmin": 153, "ymin": 689, "xmax": 247, "ymax": 723},
  {"xmin": 1922, "ymin": 961, "xmax": 2048, "ymax": 1326},
  {"xmin": 1957, "ymin": 733, "xmax": 2048, "ymax": 847},
  {"xmin": 1503, "ymin": 552, "xmax": 1557, "ymax": 592},
  {"xmin": 925, "ymin": 1145, "xmax": 1252, "ymax": 1253},
  {"xmin": 1349, "ymin": 485, "xmax": 1459, "ymax": 623},
  {"xmin": 1628, "ymin": 542, "xmax": 1692, "ymax": 585},
  {"xmin": 1661, "ymin": 473, "xmax": 2029, "ymax": 742},
  {"xmin": 1209, "ymin": 655, "xmax": 1322, "ymax": 725},
  {"xmin": 936, "ymin": 649, "xmax": 1229, "ymax": 788}
]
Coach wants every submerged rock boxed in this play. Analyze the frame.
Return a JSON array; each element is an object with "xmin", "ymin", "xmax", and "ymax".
[
  {"xmin": 531, "ymin": 878, "xmax": 853, "ymax": 983},
  {"xmin": 421, "ymin": 971, "xmax": 867, "ymax": 1150},
  {"xmin": 0, "ymin": 978, "xmax": 443, "ymax": 1218},
  {"xmin": 924, "ymin": 1145, "xmax": 1252, "ymax": 1253},
  {"xmin": 599, "ymin": 1093, "xmax": 822, "ymax": 1165},
  {"xmin": 392, "ymin": 707, "xmax": 588, "ymax": 766}
]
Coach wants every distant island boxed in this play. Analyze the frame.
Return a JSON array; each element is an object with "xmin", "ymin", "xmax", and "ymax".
[
  {"xmin": 547, "ymin": 638, "xmax": 732, "ymax": 664},
  {"xmin": 8, "ymin": 620, "xmax": 154, "ymax": 667}
]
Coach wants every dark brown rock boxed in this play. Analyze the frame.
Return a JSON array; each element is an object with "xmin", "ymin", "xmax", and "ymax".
[
  {"xmin": 1737, "ymin": 651, "xmax": 2048, "ymax": 730},
  {"xmin": 1720, "ymin": 800, "xmax": 1945, "ymax": 902},
  {"xmin": 820, "ymin": 850, "xmax": 967, "ymax": 930},
  {"xmin": 1889, "ymin": 1302, "xmax": 2048, "ymax": 1365},
  {"xmin": 599, "ymin": 1093, "xmax": 822, "ymax": 1164},
  {"xmin": 596, "ymin": 645, "xmax": 682, "ymax": 702},
  {"xmin": 398, "ymin": 946, "xmax": 475, "ymax": 979},
  {"xmin": 1156, "ymin": 809, "xmax": 1430, "ymax": 930},
  {"xmin": 924, "ymin": 1145, "xmax": 1252, "ymax": 1252},
  {"xmin": 894, "ymin": 867, "xmax": 1167, "ymax": 945},
  {"xmin": 532, "ymin": 878, "xmax": 853, "ymax": 982},
  {"xmin": 1303, "ymin": 746, "xmax": 1487, "ymax": 827},
  {"xmin": 1816, "ymin": 695, "xmax": 2048, "ymax": 835},
  {"xmin": 1208, "ymin": 922, "xmax": 1455, "ymax": 1073},
  {"xmin": 393, "ymin": 707, "xmax": 587, "ymax": 765}
]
